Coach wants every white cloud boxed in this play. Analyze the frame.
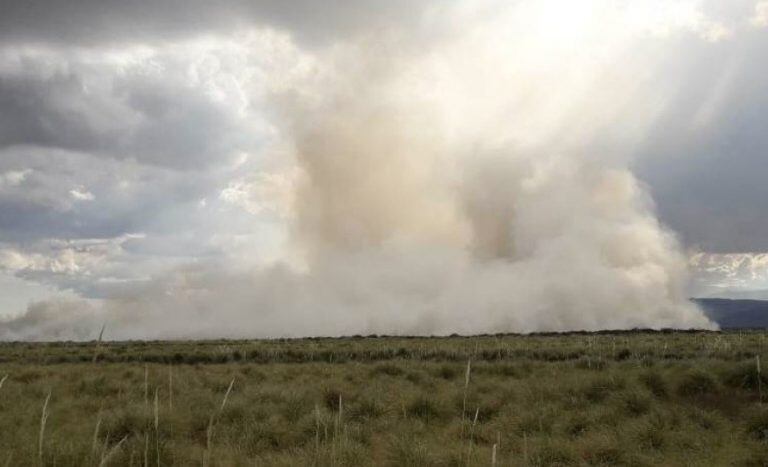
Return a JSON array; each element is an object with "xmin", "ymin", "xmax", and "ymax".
[
  {"xmin": 689, "ymin": 252, "xmax": 768, "ymax": 296},
  {"xmin": 0, "ymin": 169, "xmax": 30, "ymax": 187},
  {"xmin": 751, "ymin": 1, "xmax": 768, "ymax": 26},
  {"xmin": 636, "ymin": 1, "xmax": 732, "ymax": 42},
  {"xmin": 69, "ymin": 187, "xmax": 95, "ymax": 201}
]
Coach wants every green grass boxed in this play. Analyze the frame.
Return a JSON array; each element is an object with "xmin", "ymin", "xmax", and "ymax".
[{"xmin": 0, "ymin": 330, "xmax": 767, "ymax": 465}]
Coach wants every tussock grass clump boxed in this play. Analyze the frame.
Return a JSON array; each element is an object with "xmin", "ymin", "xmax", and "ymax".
[
  {"xmin": 238, "ymin": 366, "xmax": 267, "ymax": 381},
  {"xmin": 280, "ymin": 393, "xmax": 312, "ymax": 423},
  {"xmin": 405, "ymin": 371, "xmax": 425, "ymax": 385},
  {"xmin": 434, "ymin": 364, "xmax": 459, "ymax": 380},
  {"xmin": 530, "ymin": 441, "xmax": 577, "ymax": 466},
  {"xmin": 575, "ymin": 358, "xmax": 608, "ymax": 371},
  {"xmin": 687, "ymin": 408, "xmax": 723, "ymax": 431},
  {"xmin": 614, "ymin": 348, "xmax": 633, "ymax": 361},
  {"xmin": 516, "ymin": 409, "xmax": 556, "ymax": 435},
  {"xmin": 477, "ymin": 362, "xmax": 524, "ymax": 377},
  {"xmin": 370, "ymin": 363, "xmax": 404, "ymax": 377},
  {"xmin": 322, "ymin": 388, "xmax": 344, "ymax": 412},
  {"xmin": 76, "ymin": 375, "xmax": 120, "ymax": 397},
  {"xmin": 386, "ymin": 435, "xmax": 431, "ymax": 467},
  {"xmin": 741, "ymin": 448, "xmax": 768, "ymax": 467},
  {"xmin": 406, "ymin": 396, "xmax": 445, "ymax": 423},
  {"xmin": 722, "ymin": 361, "xmax": 768, "ymax": 392},
  {"xmin": 101, "ymin": 408, "xmax": 153, "ymax": 441},
  {"xmin": 581, "ymin": 377, "xmax": 624, "ymax": 403},
  {"xmin": 564, "ymin": 414, "xmax": 591, "ymax": 438},
  {"xmin": 579, "ymin": 437, "xmax": 625, "ymax": 466},
  {"xmin": 15, "ymin": 370, "xmax": 43, "ymax": 384},
  {"xmin": 677, "ymin": 370, "xmax": 719, "ymax": 398},
  {"xmin": 636, "ymin": 423, "xmax": 666, "ymax": 450},
  {"xmin": 640, "ymin": 370, "xmax": 668, "ymax": 398},
  {"xmin": 219, "ymin": 400, "xmax": 249, "ymax": 424},
  {"xmin": 348, "ymin": 398, "xmax": 386, "ymax": 421},
  {"xmin": 746, "ymin": 409, "xmax": 768, "ymax": 440},
  {"xmin": 617, "ymin": 390, "xmax": 652, "ymax": 416}
]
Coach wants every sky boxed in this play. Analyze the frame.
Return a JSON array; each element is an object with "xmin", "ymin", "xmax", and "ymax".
[{"xmin": 0, "ymin": 0, "xmax": 767, "ymax": 339}]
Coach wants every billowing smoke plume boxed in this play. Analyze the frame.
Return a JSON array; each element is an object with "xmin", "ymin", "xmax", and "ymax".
[{"xmin": 0, "ymin": 1, "xmax": 716, "ymax": 339}]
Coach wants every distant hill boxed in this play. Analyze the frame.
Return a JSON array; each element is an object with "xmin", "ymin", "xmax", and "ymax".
[{"xmin": 694, "ymin": 298, "xmax": 768, "ymax": 329}]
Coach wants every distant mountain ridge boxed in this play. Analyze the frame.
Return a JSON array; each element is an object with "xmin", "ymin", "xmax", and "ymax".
[{"xmin": 694, "ymin": 298, "xmax": 768, "ymax": 329}]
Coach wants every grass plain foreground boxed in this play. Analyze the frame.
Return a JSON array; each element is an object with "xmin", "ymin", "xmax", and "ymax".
[{"xmin": 1, "ymin": 331, "xmax": 768, "ymax": 466}]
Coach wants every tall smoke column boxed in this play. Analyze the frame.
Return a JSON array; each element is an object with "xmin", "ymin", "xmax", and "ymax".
[{"xmin": 270, "ymin": 6, "xmax": 716, "ymax": 334}]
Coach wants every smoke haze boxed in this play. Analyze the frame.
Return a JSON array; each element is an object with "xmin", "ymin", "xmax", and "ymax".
[{"xmin": 2, "ymin": 0, "xmax": 745, "ymax": 339}]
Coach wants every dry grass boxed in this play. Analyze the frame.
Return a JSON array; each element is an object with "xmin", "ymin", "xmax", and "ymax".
[{"xmin": 0, "ymin": 330, "xmax": 766, "ymax": 465}]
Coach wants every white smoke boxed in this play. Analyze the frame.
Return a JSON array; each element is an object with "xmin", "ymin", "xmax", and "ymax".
[{"xmin": 1, "ymin": 0, "xmax": 717, "ymax": 340}]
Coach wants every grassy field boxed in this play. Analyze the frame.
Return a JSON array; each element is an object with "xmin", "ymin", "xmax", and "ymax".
[{"xmin": 1, "ymin": 330, "xmax": 767, "ymax": 466}]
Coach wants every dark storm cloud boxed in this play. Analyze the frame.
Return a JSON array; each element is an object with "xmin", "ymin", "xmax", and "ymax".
[
  {"xmin": 0, "ymin": 0, "xmax": 427, "ymax": 47},
  {"xmin": 0, "ymin": 52, "xmax": 259, "ymax": 170},
  {"xmin": 635, "ymin": 29, "xmax": 768, "ymax": 253},
  {"xmin": 0, "ymin": 72, "xmax": 102, "ymax": 150}
]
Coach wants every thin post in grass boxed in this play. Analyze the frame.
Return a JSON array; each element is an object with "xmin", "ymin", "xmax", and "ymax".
[
  {"xmin": 523, "ymin": 432, "xmax": 528, "ymax": 465},
  {"xmin": 91, "ymin": 411, "xmax": 102, "ymax": 456},
  {"xmin": 168, "ymin": 366, "xmax": 173, "ymax": 411},
  {"xmin": 337, "ymin": 394, "xmax": 343, "ymax": 438},
  {"xmin": 491, "ymin": 443, "xmax": 497, "ymax": 467},
  {"xmin": 100, "ymin": 430, "xmax": 110, "ymax": 463},
  {"xmin": 314, "ymin": 404, "xmax": 321, "ymax": 456},
  {"xmin": 461, "ymin": 359, "xmax": 471, "ymax": 436},
  {"xmin": 144, "ymin": 364, "xmax": 149, "ymax": 409},
  {"xmin": 466, "ymin": 407, "xmax": 479, "ymax": 466},
  {"xmin": 758, "ymin": 355, "xmax": 763, "ymax": 404},
  {"xmin": 204, "ymin": 378, "xmax": 235, "ymax": 467},
  {"xmin": 39, "ymin": 390, "xmax": 51, "ymax": 466},
  {"xmin": 0, "ymin": 374, "xmax": 8, "ymax": 391},
  {"xmin": 154, "ymin": 387, "xmax": 160, "ymax": 467},
  {"xmin": 92, "ymin": 323, "xmax": 106, "ymax": 363}
]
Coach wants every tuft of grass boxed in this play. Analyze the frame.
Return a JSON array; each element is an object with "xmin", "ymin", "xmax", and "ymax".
[
  {"xmin": 371, "ymin": 364, "xmax": 404, "ymax": 377},
  {"xmin": 564, "ymin": 414, "xmax": 591, "ymax": 438},
  {"xmin": 435, "ymin": 365, "xmax": 459, "ymax": 380},
  {"xmin": 530, "ymin": 441, "xmax": 577, "ymax": 466},
  {"xmin": 618, "ymin": 390, "xmax": 652, "ymax": 416},
  {"xmin": 349, "ymin": 398, "xmax": 386, "ymax": 421},
  {"xmin": 747, "ymin": 409, "xmax": 768, "ymax": 440},
  {"xmin": 386, "ymin": 435, "xmax": 431, "ymax": 467},
  {"xmin": 406, "ymin": 396, "xmax": 445, "ymax": 423},
  {"xmin": 581, "ymin": 438, "xmax": 625, "ymax": 466},
  {"xmin": 323, "ymin": 388, "xmax": 344, "ymax": 412},
  {"xmin": 640, "ymin": 370, "xmax": 668, "ymax": 398},
  {"xmin": 677, "ymin": 370, "xmax": 719, "ymax": 398},
  {"xmin": 722, "ymin": 361, "xmax": 768, "ymax": 393},
  {"xmin": 581, "ymin": 377, "xmax": 623, "ymax": 403}
]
